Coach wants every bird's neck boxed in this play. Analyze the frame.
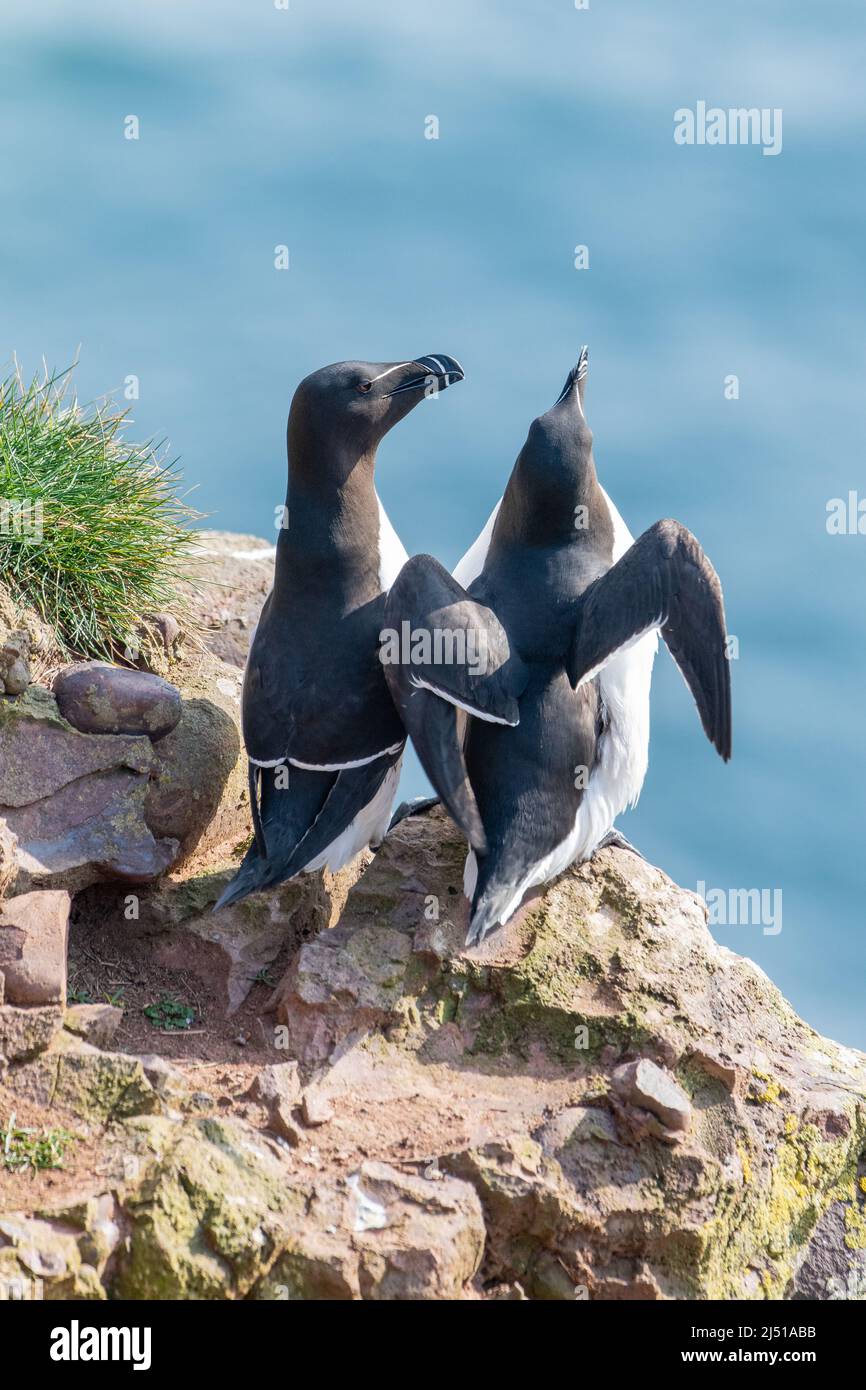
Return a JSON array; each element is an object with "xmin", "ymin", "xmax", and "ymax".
[
  {"xmin": 498, "ymin": 455, "xmax": 610, "ymax": 551},
  {"xmin": 270, "ymin": 443, "xmax": 382, "ymax": 608}
]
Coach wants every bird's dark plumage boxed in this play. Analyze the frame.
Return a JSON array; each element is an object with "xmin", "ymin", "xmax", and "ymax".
[
  {"xmin": 568, "ymin": 518, "xmax": 731, "ymax": 761},
  {"xmin": 383, "ymin": 348, "xmax": 732, "ymax": 944},
  {"xmin": 216, "ymin": 354, "xmax": 464, "ymax": 910}
]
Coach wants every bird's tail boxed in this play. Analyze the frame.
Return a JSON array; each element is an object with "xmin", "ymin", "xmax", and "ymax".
[
  {"xmin": 214, "ymin": 762, "xmax": 336, "ymax": 910},
  {"xmin": 214, "ymin": 843, "xmax": 274, "ymax": 910},
  {"xmin": 214, "ymin": 751, "xmax": 402, "ymax": 911},
  {"xmin": 465, "ymin": 878, "xmax": 521, "ymax": 947}
]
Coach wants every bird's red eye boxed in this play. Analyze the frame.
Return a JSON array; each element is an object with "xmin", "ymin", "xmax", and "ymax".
[{"xmin": 357, "ymin": 379, "xmax": 372, "ymax": 393}]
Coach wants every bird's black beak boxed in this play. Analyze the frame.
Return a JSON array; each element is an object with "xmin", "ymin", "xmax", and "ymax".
[
  {"xmin": 384, "ymin": 354, "xmax": 465, "ymax": 397},
  {"xmin": 550, "ymin": 345, "xmax": 589, "ymax": 412}
]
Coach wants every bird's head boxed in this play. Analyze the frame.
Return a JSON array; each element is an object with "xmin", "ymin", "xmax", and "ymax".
[
  {"xmin": 507, "ymin": 347, "xmax": 612, "ymax": 550},
  {"xmin": 289, "ymin": 355, "xmax": 465, "ymax": 465}
]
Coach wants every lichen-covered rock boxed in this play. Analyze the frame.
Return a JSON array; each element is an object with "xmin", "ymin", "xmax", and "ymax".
[
  {"xmin": 0, "ymin": 685, "xmax": 179, "ymax": 895},
  {"xmin": 273, "ymin": 807, "xmax": 866, "ymax": 1301},
  {"xmin": 789, "ymin": 1190, "xmax": 866, "ymax": 1299},
  {"xmin": 142, "ymin": 647, "xmax": 246, "ymax": 864},
  {"xmin": 4, "ymin": 1033, "xmax": 162, "ymax": 1118},
  {"xmin": 0, "ymin": 1212, "xmax": 108, "ymax": 1301},
  {"xmin": 0, "ymin": 1004, "xmax": 64, "ymax": 1062},
  {"xmin": 0, "ymin": 1190, "xmax": 126, "ymax": 1301},
  {"xmin": 103, "ymin": 1112, "xmax": 482, "ymax": 1301},
  {"xmin": 113, "ymin": 1116, "xmax": 312, "ymax": 1300},
  {"xmin": 49, "ymin": 1038, "xmax": 161, "ymax": 1123},
  {"xmin": 54, "ymin": 662, "xmax": 182, "ymax": 739},
  {"xmin": 2, "ymin": 803, "xmax": 865, "ymax": 1302},
  {"xmin": 252, "ymin": 1161, "xmax": 484, "ymax": 1301},
  {"xmin": 64, "ymin": 1002, "xmax": 124, "ymax": 1049},
  {"xmin": 0, "ymin": 890, "xmax": 70, "ymax": 1006}
]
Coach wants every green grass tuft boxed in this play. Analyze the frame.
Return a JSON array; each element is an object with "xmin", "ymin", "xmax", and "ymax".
[
  {"xmin": 1, "ymin": 1114, "xmax": 76, "ymax": 1172},
  {"xmin": 0, "ymin": 361, "xmax": 200, "ymax": 660}
]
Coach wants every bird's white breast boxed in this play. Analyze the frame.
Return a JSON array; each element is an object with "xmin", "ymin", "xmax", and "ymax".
[
  {"xmin": 581, "ymin": 486, "xmax": 658, "ymax": 829},
  {"xmin": 376, "ymin": 493, "xmax": 410, "ymax": 593},
  {"xmin": 453, "ymin": 499, "xmax": 502, "ymax": 589},
  {"xmin": 463, "ymin": 486, "xmax": 658, "ymax": 928}
]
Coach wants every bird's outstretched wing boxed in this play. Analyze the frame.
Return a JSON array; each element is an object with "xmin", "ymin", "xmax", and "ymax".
[
  {"xmin": 382, "ymin": 553, "xmax": 527, "ymax": 851},
  {"xmin": 567, "ymin": 518, "xmax": 732, "ymax": 760}
]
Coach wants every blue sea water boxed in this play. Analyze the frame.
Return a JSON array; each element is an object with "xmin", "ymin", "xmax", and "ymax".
[{"xmin": 1, "ymin": 1, "xmax": 864, "ymax": 1045}]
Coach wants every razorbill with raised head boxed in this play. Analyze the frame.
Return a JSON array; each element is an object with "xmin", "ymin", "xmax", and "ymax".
[
  {"xmin": 215, "ymin": 353, "xmax": 464, "ymax": 909},
  {"xmin": 382, "ymin": 347, "xmax": 731, "ymax": 944}
]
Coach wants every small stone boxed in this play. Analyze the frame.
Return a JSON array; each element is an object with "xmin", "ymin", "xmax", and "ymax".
[
  {"xmin": 301, "ymin": 1088, "xmax": 334, "ymax": 1127},
  {"xmin": 247, "ymin": 1061, "xmax": 302, "ymax": 1111},
  {"xmin": 687, "ymin": 1047, "xmax": 741, "ymax": 1094},
  {"xmin": 612, "ymin": 1059, "xmax": 692, "ymax": 1133},
  {"xmin": 147, "ymin": 612, "xmax": 180, "ymax": 654},
  {"xmin": 137, "ymin": 1053, "xmax": 188, "ymax": 1098},
  {"xmin": 271, "ymin": 1101, "xmax": 303, "ymax": 1146},
  {"xmin": 413, "ymin": 919, "xmax": 452, "ymax": 960},
  {"xmin": 1, "ymin": 657, "xmax": 30, "ymax": 696},
  {"xmin": 0, "ymin": 630, "xmax": 31, "ymax": 695},
  {"xmin": 64, "ymin": 1002, "xmax": 123, "ymax": 1049},
  {"xmin": 54, "ymin": 662, "xmax": 182, "ymax": 740}
]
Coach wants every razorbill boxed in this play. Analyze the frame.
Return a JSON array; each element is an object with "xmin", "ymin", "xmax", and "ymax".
[
  {"xmin": 382, "ymin": 347, "xmax": 731, "ymax": 944},
  {"xmin": 215, "ymin": 354, "xmax": 464, "ymax": 909}
]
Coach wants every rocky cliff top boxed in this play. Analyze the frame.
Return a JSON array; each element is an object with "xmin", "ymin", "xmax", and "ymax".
[
  {"xmin": 1, "ymin": 804, "xmax": 864, "ymax": 1301},
  {"xmin": 1, "ymin": 532, "xmax": 863, "ymax": 1301}
]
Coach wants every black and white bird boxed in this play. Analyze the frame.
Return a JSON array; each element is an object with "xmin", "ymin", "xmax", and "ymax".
[
  {"xmin": 216, "ymin": 354, "xmax": 464, "ymax": 909},
  {"xmin": 383, "ymin": 348, "xmax": 731, "ymax": 944}
]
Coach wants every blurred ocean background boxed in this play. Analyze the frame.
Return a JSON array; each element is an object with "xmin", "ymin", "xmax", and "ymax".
[{"xmin": 1, "ymin": 0, "xmax": 864, "ymax": 1044}]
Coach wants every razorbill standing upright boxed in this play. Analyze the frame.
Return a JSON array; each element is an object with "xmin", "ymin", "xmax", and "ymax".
[
  {"xmin": 382, "ymin": 348, "xmax": 731, "ymax": 943},
  {"xmin": 216, "ymin": 354, "xmax": 464, "ymax": 909}
]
